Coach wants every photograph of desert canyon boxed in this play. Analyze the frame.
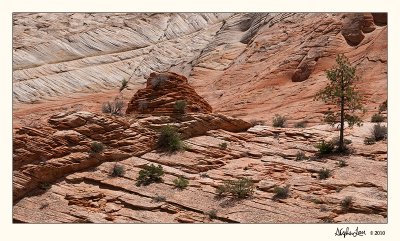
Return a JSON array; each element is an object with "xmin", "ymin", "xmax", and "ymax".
[{"xmin": 12, "ymin": 12, "xmax": 387, "ymax": 224}]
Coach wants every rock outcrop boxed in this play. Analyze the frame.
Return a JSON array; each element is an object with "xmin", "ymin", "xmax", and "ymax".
[
  {"xmin": 13, "ymin": 110, "xmax": 251, "ymax": 201},
  {"xmin": 125, "ymin": 72, "xmax": 212, "ymax": 115},
  {"xmin": 13, "ymin": 117, "xmax": 387, "ymax": 223}
]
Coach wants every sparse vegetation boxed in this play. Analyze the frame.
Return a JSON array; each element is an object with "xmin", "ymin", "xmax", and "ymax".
[
  {"xmin": 153, "ymin": 194, "xmax": 166, "ymax": 202},
  {"xmin": 272, "ymin": 114, "xmax": 287, "ymax": 128},
  {"xmin": 250, "ymin": 119, "xmax": 265, "ymax": 126},
  {"xmin": 341, "ymin": 196, "xmax": 353, "ymax": 210},
  {"xmin": 364, "ymin": 136, "xmax": 376, "ymax": 145},
  {"xmin": 311, "ymin": 198, "xmax": 323, "ymax": 204},
  {"xmin": 315, "ymin": 140, "xmax": 334, "ymax": 155},
  {"xmin": 371, "ymin": 113, "xmax": 385, "ymax": 123},
  {"xmin": 216, "ymin": 178, "xmax": 254, "ymax": 199},
  {"xmin": 372, "ymin": 123, "xmax": 387, "ymax": 141},
  {"xmin": 136, "ymin": 164, "xmax": 164, "ymax": 186},
  {"xmin": 119, "ymin": 79, "xmax": 128, "ymax": 92},
  {"xmin": 206, "ymin": 209, "xmax": 218, "ymax": 219},
  {"xmin": 379, "ymin": 100, "xmax": 387, "ymax": 113},
  {"xmin": 318, "ymin": 168, "xmax": 331, "ymax": 180},
  {"xmin": 314, "ymin": 54, "xmax": 364, "ymax": 153},
  {"xmin": 151, "ymin": 75, "xmax": 168, "ymax": 89},
  {"xmin": 102, "ymin": 99, "xmax": 124, "ymax": 116},
  {"xmin": 39, "ymin": 182, "xmax": 51, "ymax": 190},
  {"xmin": 219, "ymin": 142, "xmax": 228, "ymax": 149},
  {"xmin": 157, "ymin": 125, "xmax": 184, "ymax": 152},
  {"xmin": 337, "ymin": 160, "xmax": 348, "ymax": 167},
  {"xmin": 90, "ymin": 141, "xmax": 104, "ymax": 154},
  {"xmin": 273, "ymin": 185, "xmax": 290, "ymax": 199},
  {"xmin": 294, "ymin": 120, "xmax": 307, "ymax": 128},
  {"xmin": 295, "ymin": 151, "xmax": 307, "ymax": 161},
  {"xmin": 138, "ymin": 100, "xmax": 148, "ymax": 113},
  {"xmin": 173, "ymin": 176, "xmax": 189, "ymax": 189},
  {"xmin": 174, "ymin": 100, "xmax": 187, "ymax": 114},
  {"xmin": 200, "ymin": 173, "xmax": 209, "ymax": 178},
  {"xmin": 110, "ymin": 164, "xmax": 125, "ymax": 177}
]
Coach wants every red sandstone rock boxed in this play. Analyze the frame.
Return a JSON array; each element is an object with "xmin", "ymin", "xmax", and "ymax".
[{"xmin": 126, "ymin": 72, "xmax": 212, "ymax": 115}]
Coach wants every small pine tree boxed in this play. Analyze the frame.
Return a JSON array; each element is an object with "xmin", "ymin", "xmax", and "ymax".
[{"xmin": 315, "ymin": 54, "xmax": 364, "ymax": 152}]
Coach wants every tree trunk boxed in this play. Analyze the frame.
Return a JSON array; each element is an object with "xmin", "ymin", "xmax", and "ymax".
[
  {"xmin": 339, "ymin": 73, "xmax": 345, "ymax": 152},
  {"xmin": 339, "ymin": 95, "xmax": 345, "ymax": 152}
]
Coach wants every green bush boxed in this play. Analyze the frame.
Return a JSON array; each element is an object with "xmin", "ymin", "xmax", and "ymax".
[
  {"xmin": 379, "ymin": 100, "xmax": 387, "ymax": 113},
  {"xmin": 90, "ymin": 141, "xmax": 104, "ymax": 154},
  {"xmin": 372, "ymin": 124, "xmax": 387, "ymax": 141},
  {"xmin": 294, "ymin": 120, "xmax": 307, "ymax": 128},
  {"xmin": 315, "ymin": 140, "xmax": 334, "ymax": 155},
  {"xmin": 173, "ymin": 176, "xmax": 189, "ymax": 189},
  {"xmin": 119, "ymin": 79, "xmax": 128, "ymax": 92},
  {"xmin": 318, "ymin": 168, "xmax": 331, "ymax": 180},
  {"xmin": 341, "ymin": 196, "xmax": 353, "ymax": 210},
  {"xmin": 295, "ymin": 151, "xmax": 307, "ymax": 161},
  {"xmin": 174, "ymin": 100, "xmax": 187, "ymax": 114},
  {"xmin": 39, "ymin": 182, "xmax": 51, "ymax": 190},
  {"xmin": 153, "ymin": 194, "xmax": 166, "ymax": 202},
  {"xmin": 136, "ymin": 164, "xmax": 164, "ymax": 186},
  {"xmin": 273, "ymin": 185, "xmax": 290, "ymax": 199},
  {"xmin": 272, "ymin": 114, "xmax": 287, "ymax": 128},
  {"xmin": 157, "ymin": 125, "xmax": 184, "ymax": 152},
  {"xmin": 219, "ymin": 142, "xmax": 228, "ymax": 149},
  {"xmin": 216, "ymin": 178, "xmax": 254, "ymax": 199},
  {"xmin": 110, "ymin": 164, "xmax": 125, "ymax": 177},
  {"xmin": 249, "ymin": 119, "xmax": 265, "ymax": 126},
  {"xmin": 364, "ymin": 136, "xmax": 376, "ymax": 145},
  {"xmin": 337, "ymin": 160, "xmax": 348, "ymax": 167},
  {"xmin": 206, "ymin": 209, "xmax": 218, "ymax": 219},
  {"xmin": 371, "ymin": 113, "xmax": 385, "ymax": 123}
]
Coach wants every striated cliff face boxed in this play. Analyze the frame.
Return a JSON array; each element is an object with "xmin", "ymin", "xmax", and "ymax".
[
  {"xmin": 12, "ymin": 13, "xmax": 387, "ymax": 223},
  {"xmin": 13, "ymin": 13, "xmax": 387, "ymax": 125}
]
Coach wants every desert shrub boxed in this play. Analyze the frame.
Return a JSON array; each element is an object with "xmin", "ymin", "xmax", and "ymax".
[
  {"xmin": 138, "ymin": 100, "xmax": 148, "ymax": 113},
  {"xmin": 90, "ymin": 141, "xmax": 104, "ymax": 153},
  {"xmin": 341, "ymin": 196, "xmax": 353, "ymax": 210},
  {"xmin": 249, "ymin": 119, "xmax": 265, "ymax": 126},
  {"xmin": 102, "ymin": 99, "xmax": 124, "ymax": 116},
  {"xmin": 173, "ymin": 176, "xmax": 189, "ymax": 189},
  {"xmin": 318, "ymin": 168, "xmax": 331, "ymax": 180},
  {"xmin": 153, "ymin": 194, "xmax": 166, "ymax": 202},
  {"xmin": 272, "ymin": 114, "xmax": 287, "ymax": 127},
  {"xmin": 273, "ymin": 185, "xmax": 290, "ymax": 199},
  {"xmin": 295, "ymin": 151, "xmax": 307, "ymax": 161},
  {"xmin": 364, "ymin": 136, "xmax": 376, "ymax": 145},
  {"xmin": 39, "ymin": 182, "xmax": 51, "ymax": 190},
  {"xmin": 371, "ymin": 113, "xmax": 385, "ymax": 123},
  {"xmin": 136, "ymin": 164, "xmax": 164, "ymax": 186},
  {"xmin": 337, "ymin": 160, "xmax": 348, "ymax": 167},
  {"xmin": 216, "ymin": 178, "xmax": 254, "ymax": 199},
  {"xmin": 372, "ymin": 124, "xmax": 387, "ymax": 141},
  {"xmin": 315, "ymin": 140, "xmax": 334, "ymax": 155},
  {"xmin": 294, "ymin": 120, "xmax": 307, "ymax": 128},
  {"xmin": 200, "ymin": 173, "xmax": 209, "ymax": 178},
  {"xmin": 174, "ymin": 100, "xmax": 187, "ymax": 114},
  {"xmin": 379, "ymin": 100, "xmax": 387, "ymax": 113},
  {"xmin": 151, "ymin": 75, "xmax": 168, "ymax": 89},
  {"xmin": 206, "ymin": 209, "xmax": 218, "ymax": 219},
  {"xmin": 110, "ymin": 164, "xmax": 125, "ymax": 177},
  {"xmin": 219, "ymin": 142, "xmax": 228, "ymax": 149},
  {"xmin": 157, "ymin": 125, "xmax": 184, "ymax": 152},
  {"xmin": 119, "ymin": 79, "xmax": 128, "ymax": 92},
  {"xmin": 311, "ymin": 198, "xmax": 323, "ymax": 204}
]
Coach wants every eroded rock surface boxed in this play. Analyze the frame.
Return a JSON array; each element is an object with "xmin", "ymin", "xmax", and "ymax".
[{"xmin": 126, "ymin": 72, "xmax": 212, "ymax": 115}]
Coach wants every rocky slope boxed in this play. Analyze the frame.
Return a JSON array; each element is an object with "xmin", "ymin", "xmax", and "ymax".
[{"xmin": 12, "ymin": 13, "xmax": 387, "ymax": 223}]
